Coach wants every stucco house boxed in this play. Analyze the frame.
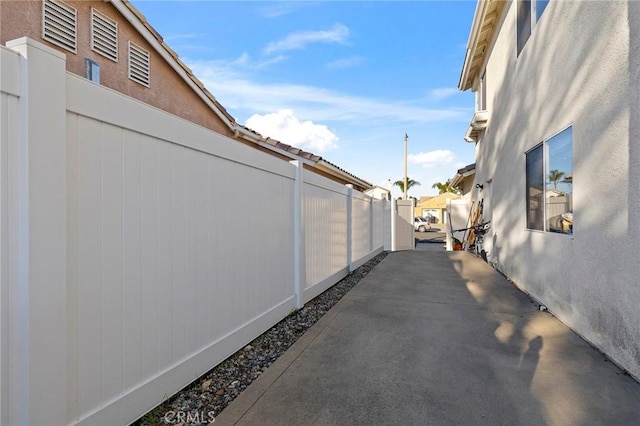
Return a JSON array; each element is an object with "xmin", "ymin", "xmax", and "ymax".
[
  {"xmin": 0, "ymin": 0, "xmax": 371, "ymax": 191},
  {"xmin": 1, "ymin": 2, "xmax": 387, "ymax": 424},
  {"xmin": 415, "ymin": 192, "xmax": 460, "ymax": 224},
  {"xmin": 459, "ymin": 0, "xmax": 640, "ymax": 380},
  {"xmin": 365, "ymin": 185, "xmax": 392, "ymax": 201}
]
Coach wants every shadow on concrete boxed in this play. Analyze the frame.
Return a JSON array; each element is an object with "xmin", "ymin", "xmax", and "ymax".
[{"xmin": 216, "ymin": 251, "xmax": 640, "ymax": 426}]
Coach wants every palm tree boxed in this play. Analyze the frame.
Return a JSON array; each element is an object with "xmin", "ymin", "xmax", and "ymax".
[
  {"xmin": 548, "ymin": 169, "xmax": 565, "ymax": 190},
  {"xmin": 393, "ymin": 178, "xmax": 421, "ymax": 196},
  {"xmin": 431, "ymin": 179, "xmax": 457, "ymax": 194}
]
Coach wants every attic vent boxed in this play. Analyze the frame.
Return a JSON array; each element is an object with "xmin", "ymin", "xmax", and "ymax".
[
  {"xmin": 91, "ymin": 8, "xmax": 118, "ymax": 61},
  {"xmin": 42, "ymin": 0, "xmax": 77, "ymax": 53},
  {"xmin": 128, "ymin": 41, "xmax": 150, "ymax": 87}
]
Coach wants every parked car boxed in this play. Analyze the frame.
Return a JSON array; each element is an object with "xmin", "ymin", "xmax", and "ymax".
[{"xmin": 414, "ymin": 216, "xmax": 431, "ymax": 232}]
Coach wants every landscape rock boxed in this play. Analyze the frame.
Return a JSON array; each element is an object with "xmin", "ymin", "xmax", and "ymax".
[{"xmin": 134, "ymin": 252, "xmax": 387, "ymax": 425}]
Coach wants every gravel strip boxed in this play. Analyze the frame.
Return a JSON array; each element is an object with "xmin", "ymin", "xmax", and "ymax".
[{"xmin": 135, "ymin": 251, "xmax": 388, "ymax": 425}]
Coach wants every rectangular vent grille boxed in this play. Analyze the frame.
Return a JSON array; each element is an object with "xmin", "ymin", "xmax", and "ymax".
[
  {"xmin": 128, "ymin": 41, "xmax": 150, "ymax": 87},
  {"xmin": 91, "ymin": 8, "xmax": 118, "ymax": 61},
  {"xmin": 42, "ymin": 0, "xmax": 77, "ymax": 53}
]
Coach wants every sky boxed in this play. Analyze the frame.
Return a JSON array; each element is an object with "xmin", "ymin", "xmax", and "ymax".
[{"xmin": 131, "ymin": 0, "xmax": 479, "ymax": 198}]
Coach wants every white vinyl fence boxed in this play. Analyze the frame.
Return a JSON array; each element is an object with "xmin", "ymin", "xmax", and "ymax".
[{"xmin": 0, "ymin": 38, "xmax": 391, "ymax": 426}]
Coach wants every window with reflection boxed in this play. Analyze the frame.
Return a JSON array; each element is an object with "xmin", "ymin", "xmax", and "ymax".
[
  {"xmin": 517, "ymin": 0, "xmax": 550, "ymax": 55},
  {"xmin": 525, "ymin": 126, "xmax": 573, "ymax": 235},
  {"xmin": 526, "ymin": 144, "xmax": 544, "ymax": 231}
]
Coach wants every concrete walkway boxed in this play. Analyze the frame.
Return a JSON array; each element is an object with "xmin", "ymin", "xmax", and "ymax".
[{"xmin": 216, "ymin": 250, "xmax": 640, "ymax": 425}]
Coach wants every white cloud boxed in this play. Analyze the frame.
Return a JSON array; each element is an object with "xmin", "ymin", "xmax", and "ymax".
[
  {"xmin": 408, "ymin": 150, "xmax": 456, "ymax": 168},
  {"xmin": 430, "ymin": 87, "xmax": 460, "ymax": 101},
  {"xmin": 164, "ymin": 33, "xmax": 199, "ymax": 42},
  {"xmin": 232, "ymin": 52, "xmax": 287, "ymax": 69},
  {"xmin": 263, "ymin": 24, "xmax": 349, "ymax": 55},
  {"xmin": 257, "ymin": 2, "xmax": 319, "ymax": 18},
  {"xmin": 187, "ymin": 58, "xmax": 468, "ymax": 124},
  {"xmin": 246, "ymin": 109, "xmax": 339, "ymax": 153},
  {"xmin": 326, "ymin": 56, "xmax": 365, "ymax": 70}
]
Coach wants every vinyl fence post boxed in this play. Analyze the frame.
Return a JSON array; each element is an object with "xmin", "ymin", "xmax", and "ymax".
[
  {"xmin": 391, "ymin": 198, "xmax": 397, "ymax": 252},
  {"xmin": 346, "ymin": 184, "xmax": 353, "ymax": 273},
  {"xmin": 290, "ymin": 161, "xmax": 304, "ymax": 309},
  {"xmin": 5, "ymin": 38, "xmax": 68, "ymax": 426},
  {"xmin": 370, "ymin": 196, "xmax": 374, "ymax": 251}
]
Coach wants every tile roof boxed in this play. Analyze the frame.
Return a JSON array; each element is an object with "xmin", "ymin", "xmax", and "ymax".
[{"xmin": 116, "ymin": 0, "xmax": 371, "ymax": 189}]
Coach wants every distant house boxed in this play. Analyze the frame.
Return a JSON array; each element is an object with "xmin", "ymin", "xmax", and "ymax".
[
  {"xmin": 415, "ymin": 192, "xmax": 460, "ymax": 224},
  {"xmin": 450, "ymin": 163, "xmax": 476, "ymax": 199},
  {"xmin": 414, "ymin": 196, "xmax": 435, "ymax": 217},
  {"xmin": 459, "ymin": 0, "xmax": 640, "ymax": 380},
  {"xmin": 0, "ymin": 0, "xmax": 371, "ymax": 191},
  {"xmin": 365, "ymin": 185, "xmax": 391, "ymax": 201}
]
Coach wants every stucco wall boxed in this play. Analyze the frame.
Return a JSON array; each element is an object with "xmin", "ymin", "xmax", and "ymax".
[
  {"xmin": 475, "ymin": 0, "xmax": 640, "ymax": 378},
  {"xmin": 0, "ymin": 0, "xmax": 234, "ymax": 138}
]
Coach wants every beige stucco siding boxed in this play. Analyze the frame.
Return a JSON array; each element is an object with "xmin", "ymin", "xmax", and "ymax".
[
  {"xmin": 472, "ymin": 0, "xmax": 640, "ymax": 380},
  {"xmin": 0, "ymin": 0, "xmax": 234, "ymax": 137}
]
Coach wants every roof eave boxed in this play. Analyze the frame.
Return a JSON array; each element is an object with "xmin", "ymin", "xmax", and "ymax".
[
  {"xmin": 112, "ymin": 0, "xmax": 237, "ymax": 128},
  {"xmin": 459, "ymin": 0, "xmax": 489, "ymax": 91},
  {"xmin": 112, "ymin": 1, "xmax": 372, "ymax": 190},
  {"xmin": 459, "ymin": 1, "xmax": 506, "ymax": 92},
  {"xmin": 316, "ymin": 160, "xmax": 373, "ymax": 191}
]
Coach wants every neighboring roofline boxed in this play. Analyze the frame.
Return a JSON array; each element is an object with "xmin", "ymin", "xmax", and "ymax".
[
  {"xmin": 316, "ymin": 160, "xmax": 373, "ymax": 191},
  {"xmin": 366, "ymin": 185, "xmax": 390, "ymax": 193},
  {"xmin": 111, "ymin": 0, "xmax": 371, "ymax": 189},
  {"xmin": 459, "ymin": 0, "xmax": 507, "ymax": 91},
  {"xmin": 114, "ymin": 0, "xmax": 237, "ymax": 128},
  {"xmin": 416, "ymin": 192, "xmax": 461, "ymax": 208},
  {"xmin": 451, "ymin": 162, "xmax": 476, "ymax": 188},
  {"xmin": 234, "ymin": 126, "xmax": 371, "ymax": 189}
]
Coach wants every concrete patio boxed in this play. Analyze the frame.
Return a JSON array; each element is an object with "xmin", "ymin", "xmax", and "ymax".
[{"xmin": 216, "ymin": 250, "xmax": 640, "ymax": 425}]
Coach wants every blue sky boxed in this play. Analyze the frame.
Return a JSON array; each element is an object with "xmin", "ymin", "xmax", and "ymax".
[{"xmin": 132, "ymin": 0, "xmax": 478, "ymax": 197}]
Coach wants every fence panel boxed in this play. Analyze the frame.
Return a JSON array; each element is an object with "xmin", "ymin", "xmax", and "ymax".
[
  {"xmin": 302, "ymin": 171, "xmax": 349, "ymax": 301},
  {"xmin": 372, "ymin": 199, "xmax": 384, "ymax": 249},
  {"xmin": 1, "ymin": 42, "xmax": 393, "ymax": 426},
  {"xmin": 66, "ymin": 75, "xmax": 297, "ymax": 424},
  {"xmin": 351, "ymin": 190, "xmax": 373, "ymax": 262}
]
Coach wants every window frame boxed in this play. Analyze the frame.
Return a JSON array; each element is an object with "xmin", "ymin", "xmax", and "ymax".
[
  {"xmin": 84, "ymin": 58, "xmax": 100, "ymax": 83},
  {"xmin": 525, "ymin": 143, "xmax": 544, "ymax": 231},
  {"xmin": 476, "ymin": 71, "xmax": 487, "ymax": 112},
  {"xmin": 525, "ymin": 125, "xmax": 574, "ymax": 236},
  {"xmin": 517, "ymin": 0, "xmax": 550, "ymax": 56}
]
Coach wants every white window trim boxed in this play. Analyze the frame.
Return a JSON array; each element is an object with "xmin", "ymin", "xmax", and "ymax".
[{"xmin": 525, "ymin": 125, "xmax": 574, "ymax": 236}]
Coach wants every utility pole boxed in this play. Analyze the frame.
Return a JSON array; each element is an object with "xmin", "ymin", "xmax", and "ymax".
[{"xmin": 403, "ymin": 133, "xmax": 408, "ymax": 200}]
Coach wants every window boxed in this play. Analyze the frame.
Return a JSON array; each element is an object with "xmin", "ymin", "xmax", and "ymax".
[
  {"xmin": 526, "ymin": 126, "xmax": 573, "ymax": 234},
  {"xmin": 91, "ymin": 8, "xmax": 118, "ymax": 62},
  {"xmin": 517, "ymin": 0, "xmax": 550, "ymax": 55},
  {"xmin": 128, "ymin": 41, "xmax": 150, "ymax": 87},
  {"xmin": 42, "ymin": 0, "xmax": 77, "ymax": 53},
  {"xmin": 85, "ymin": 58, "xmax": 100, "ymax": 83},
  {"xmin": 536, "ymin": 0, "xmax": 550, "ymax": 20},
  {"xmin": 476, "ymin": 71, "xmax": 487, "ymax": 111},
  {"xmin": 526, "ymin": 144, "xmax": 544, "ymax": 230}
]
